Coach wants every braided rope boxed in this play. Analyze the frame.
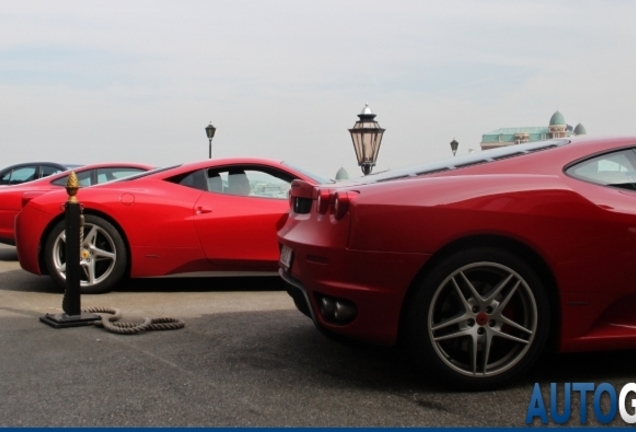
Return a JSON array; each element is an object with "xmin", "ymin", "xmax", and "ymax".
[{"xmin": 83, "ymin": 306, "xmax": 185, "ymax": 335}]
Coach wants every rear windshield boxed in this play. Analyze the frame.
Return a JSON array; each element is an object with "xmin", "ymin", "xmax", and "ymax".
[{"xmin": 369, "ymin": 139, "xmax": 569, "ymax": 183}]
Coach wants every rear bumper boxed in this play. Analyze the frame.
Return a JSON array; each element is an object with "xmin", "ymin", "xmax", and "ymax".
[
  {"xmin": 278, "ymin": 241, "xmax": 429, "ymax": 346},
  {"xmin": 279, "ymin": 268, "xmax": 315, "ymax": 320}
]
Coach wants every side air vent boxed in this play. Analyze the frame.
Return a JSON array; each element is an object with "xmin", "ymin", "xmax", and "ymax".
[
  {"xmin": 416, "ymin": 167, "xmax": 450, "ymax": 176},
  {"xmin": 377, "ymin": 175, "xmax": 412, "ymax": 183},
  {"xmin": 527, "ymin": 144, "xmax": 557, "ymax": 152},
  {"xmin": 492, "ymin": 152, "xmax": 524, "ymax": 161},
  {"xmin": 453, "ymin": 160, "xmax": 487, "ymax": 169}
]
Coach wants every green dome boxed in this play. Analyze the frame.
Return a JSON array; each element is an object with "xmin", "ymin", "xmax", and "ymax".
[
  {"xmin": 335, "ymin": 167, "xmax": 349, "ymax": 181},
  {"xmin": 549, "ymin": 110, "xmax": 565, "ymax": 126},
  {"xmin": 573, "ymin": 123, "xmax": 587, "ymax": 135}
]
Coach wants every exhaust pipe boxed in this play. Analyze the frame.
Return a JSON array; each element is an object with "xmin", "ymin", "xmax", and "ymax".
[
  {"xmin": 334, "ymin": 301, "xmax": 357, "ymax": 322},
  {"xmin": 317, "ymin": 295, "xmax": 357, "ymax": 324}
]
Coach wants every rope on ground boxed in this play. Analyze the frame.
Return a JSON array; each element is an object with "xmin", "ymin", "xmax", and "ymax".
[{"xmin": 82, "ymin": 306, "xmax": 185, "ymax": 335}]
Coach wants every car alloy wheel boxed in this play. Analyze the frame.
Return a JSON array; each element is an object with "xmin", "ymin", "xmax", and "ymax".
[
  {"xmin": 429, "ymin": 261, "xmax": 537, "ymax": 377},
  {"xmin": 405, "ymin": 247, "xmax": 550, "ymax": 390},
  {"xmin": 45, "ymin": 215, "xmax": 127, "ymax": 294}
]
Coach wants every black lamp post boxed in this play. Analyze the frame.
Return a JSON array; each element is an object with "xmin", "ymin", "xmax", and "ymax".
[
  {"xmin": 450, "ymin": 138, "xmax": 459, "ymax": 156},
  {"xmin": 348, "ymin": 104, "xmax": 385, "ymax": 175},
  {"xmin": 205, "ymin": 122, "xmax": 217, "ymax": 159}
]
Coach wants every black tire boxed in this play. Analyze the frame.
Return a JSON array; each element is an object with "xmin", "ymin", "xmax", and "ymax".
[
  {"xmin": 44, "ymin": 214, "xmax": 127, "ymax": 294},
  {"xmin": 404, "ymin": 247, "xmax": 550, "ymax": 391}
]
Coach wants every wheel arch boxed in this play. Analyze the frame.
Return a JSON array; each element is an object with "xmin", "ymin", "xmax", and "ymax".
[
  {"xmin": 398, "ymin": 234, "xmax": 561, "ymax": 352},
  {"xmin": 37, "ymin": 209, "xmax": 132, "ymax": 278}
]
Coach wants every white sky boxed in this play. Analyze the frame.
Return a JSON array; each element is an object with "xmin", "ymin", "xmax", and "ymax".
[{"xmin": 2, "ymin": 0, "xmax": 636, "ymax": 179}]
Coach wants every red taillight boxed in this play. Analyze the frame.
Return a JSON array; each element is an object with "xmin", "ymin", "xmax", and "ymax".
[
  {"xmin": 316, "ymin": 189, "xmax": 332, "ymax": 214},
  {"xmin": 332, "ymin": 191, "xmax": 356, "ymax": 220}
]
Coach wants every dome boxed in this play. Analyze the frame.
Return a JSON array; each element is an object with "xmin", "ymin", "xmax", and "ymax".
[
  {"xmin": 549, "ymin": 110, "xmax": 565, "ymax": 126},
  {"xmin": 573, "ymin": 123, "xmax": 587, "ymax": 135},
  {"xmin": 335, "ymin": 167, "xmax": 349, "ymax": 181}
]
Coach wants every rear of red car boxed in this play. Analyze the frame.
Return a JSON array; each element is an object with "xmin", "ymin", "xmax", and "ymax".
[{"xmin": 278, "ymin": 179, "xmax": 430, "ymax": 345}]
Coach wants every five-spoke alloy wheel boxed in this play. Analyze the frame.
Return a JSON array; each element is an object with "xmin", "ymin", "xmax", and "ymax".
[
  {"xmin": 44, "ymin": 214, "xmax": 127, "ymax": 294},
  {"xmin": 405, "ymin": 247, "xmax": 550, "ymax": 390}
]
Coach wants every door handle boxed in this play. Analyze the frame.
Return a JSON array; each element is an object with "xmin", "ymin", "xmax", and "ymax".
[{"xmin": 196, "ymin": 206, "xmax": 212, "ymax": 214}]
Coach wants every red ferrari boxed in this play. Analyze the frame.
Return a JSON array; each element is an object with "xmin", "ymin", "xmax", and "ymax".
[
  {"xmin": 0, "ymin": 162, "xmax": 153, "ymax": 245},
  {"xmin": 278, "ymin": 136, "xmax": 636, "ymax": 390},
  {"xmin": 16, "ymin": 158, "xmax": 328, "ymax": 294}
]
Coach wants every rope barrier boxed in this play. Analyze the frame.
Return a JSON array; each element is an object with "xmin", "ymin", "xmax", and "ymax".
[{"xmin": 82, "ymin": 306, "xmax": 185, "ymax": 335}]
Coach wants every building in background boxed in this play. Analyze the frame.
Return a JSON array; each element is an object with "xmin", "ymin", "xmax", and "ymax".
[
  {"xmin": 480, "ymin": 111, "xmax": 587, "ymax": 151},
  {"xmin": 335, "ymin": 167, "xmax": 349, "ymax": 181}
]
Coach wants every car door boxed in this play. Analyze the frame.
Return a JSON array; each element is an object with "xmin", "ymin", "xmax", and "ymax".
[
  {"xmin": 564, "ymin": 147, "xmax": 636, "ymax": 295},
  {"xmin": 192, "ymin": 166, "xmax": 294, "ymax": 271}
]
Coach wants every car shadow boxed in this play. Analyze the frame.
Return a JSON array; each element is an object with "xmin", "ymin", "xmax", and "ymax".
[
  {"xmin": 116, "ymin": 276, "xmax": 287, "ymax": 293},
  {"xmin": 0, "ymin": 269, "xmax": 62, "ymax": 293},
  {"xmin": 0, "ymin": 268, "xmax": 287, "ymax": 294},
  {"xmin": 187, "ymin": 309, "xmax": 636, "ymax": 390},
  {"xmin": 0, "ymin": 246, "xmax": 17, "ymax": 262},
  {"xmin": 281, "ymin": 323, "xmax": 636, "ymax": 394}
]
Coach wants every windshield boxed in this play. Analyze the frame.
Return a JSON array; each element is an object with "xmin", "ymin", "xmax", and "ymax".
[{"xmin": 282, "ymin": 161, "xmax": 334, "ymax": 184}]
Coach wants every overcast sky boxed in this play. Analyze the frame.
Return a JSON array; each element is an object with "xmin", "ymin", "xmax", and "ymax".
[{"xmin": 2, "ymin": 0, "xmax": 636, "ymax": 178}]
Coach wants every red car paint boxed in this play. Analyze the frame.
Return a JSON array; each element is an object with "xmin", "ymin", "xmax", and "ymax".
[
  {"xmin": 0, "ymin": 162, "xmax": 153, "ymax": 245},
  {"xmin": 16, "ymin": 157, "xmax": 323, "ymax": 293},
  {"xmin": 278, "ymin": 136, "xmax": 636, "ymax": 388}
]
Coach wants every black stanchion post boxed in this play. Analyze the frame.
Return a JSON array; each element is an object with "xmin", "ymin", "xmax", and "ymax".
[{"xmin": 40, "ymin": 172, "xmax": 101, "ymax": 328}]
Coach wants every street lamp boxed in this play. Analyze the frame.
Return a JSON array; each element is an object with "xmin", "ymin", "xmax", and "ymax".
[
  {"xmin": 205, "ymin": 122, "xmax": 217, "ymax": 159},
  {"xmin": 348, "ymin": 104, "xmax": 385, "ymax": 175},
  {"xmin": 450, "ymin": 138, "xmax": 459, "ymax": 156}
]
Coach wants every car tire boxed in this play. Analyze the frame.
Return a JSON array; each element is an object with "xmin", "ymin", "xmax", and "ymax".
[
  {"xmin": 44, "ymin": 214, "xmax": 127, "ymax": 294},
  {"xmin": 404, "ymin": 247, "xmax": 550, "ymax": 391}
]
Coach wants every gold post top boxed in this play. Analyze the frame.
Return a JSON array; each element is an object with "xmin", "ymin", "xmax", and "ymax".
[{"xmin": 65, "ymin": 171, "xmax": 80, "ymax": 203}]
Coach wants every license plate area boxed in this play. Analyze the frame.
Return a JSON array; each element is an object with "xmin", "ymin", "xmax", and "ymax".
[{"xmin": 280, "ymin": 245, "xmax": 294, "ymax": 270}]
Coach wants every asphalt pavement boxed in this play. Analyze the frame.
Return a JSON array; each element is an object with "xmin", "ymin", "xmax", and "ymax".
[{"xmin": 1, "ymin": 243, "xmax": 635, "ymax": 427}]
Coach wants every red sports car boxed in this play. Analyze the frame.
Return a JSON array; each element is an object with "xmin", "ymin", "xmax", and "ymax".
[
  {"xmin": 16, "ymin": 158, "xmax": 328, "ymax": 294},
  {"xmin": 278, "ymin": 136, "xmax": 636, "ymax": 390},
  {"xmin": 0, "ymin": 162, "xmax": 153, "ymax": 245}
]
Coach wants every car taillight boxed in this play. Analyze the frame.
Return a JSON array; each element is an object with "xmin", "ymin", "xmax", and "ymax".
[
  {"xmin": 332, "ymin": 191, "xmax": 356, "ymax": 220},
  {"xmin": 316, "ymin": 189, "xmax": 332, "ymax": 214}
]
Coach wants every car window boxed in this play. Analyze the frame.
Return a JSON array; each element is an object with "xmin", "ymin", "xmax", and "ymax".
[
  {"xmin": 173, "ymin": 166, "xmax": 293, "ymax": 198},
  {"xmin": 566, "ymin": 149, "xmax": 636, "ymax": 190},
  {"xmin": 52, "ymin": 172, "xmax": 89, "ymax": 187},
  {"xmin": 214, "ymin": 169, "xmax": 292, "ymax": 198},
  {"xmin": 3, "ymin": 166, "xmax": 37, "ymax": 185},
  {"xmin": 0, "ymin": 170, "xmax": 11, "ymax": 185},
  {"xmin": 77, "ymin": 170, "xmax": 93, "ymax": 187},
  {"xmin": 97, "ymin": 167, "xmax": 147, "ymax": 183},
  {"xmin": 41, "ymin": 165, "xmax": 65, "ymax": 178},
  {"xmin": 177, "ymin": 170, "xmax": 208, "ymax": 191},
  {"xmin": 52, "ymin": 167, "xmax": 148, "ymax": 187}
]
